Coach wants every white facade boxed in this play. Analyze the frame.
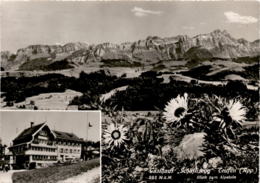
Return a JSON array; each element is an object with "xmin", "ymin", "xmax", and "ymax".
[
  {"xmin": 56, "ymin": 142, "xmax": 81, "ymax": 161},
  {"xmin": 10, "ymin": 123, "xmax": 83, "ymax": 168}
]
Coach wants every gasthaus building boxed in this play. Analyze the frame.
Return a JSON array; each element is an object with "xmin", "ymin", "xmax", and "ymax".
[{"xmin": 9, "ymin": 122, "xmax": 83, "ymax": 168}]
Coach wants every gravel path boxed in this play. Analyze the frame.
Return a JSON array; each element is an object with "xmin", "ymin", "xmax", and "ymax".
[
  {"xmin": 0, "ymin": 170, "xmax": 26, "ymax": 183},
  {"xmin": 58, "ymin": 166, "xmax": 100, "ymax": 183}
]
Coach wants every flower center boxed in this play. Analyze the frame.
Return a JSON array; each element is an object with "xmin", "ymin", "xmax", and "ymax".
[
  {"xmin": 222, "ymin": 107, "xmax": 233, "ymax": 123},
  {"xmin": 111, "ymin": 130, "xmax": 121, "ymax": 140},
  {"xmin": 174, "ymin": 107, "xmax": 186, "ymax": 118}
]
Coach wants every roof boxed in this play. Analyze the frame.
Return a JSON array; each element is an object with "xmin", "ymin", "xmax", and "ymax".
[
  {"xmin": 53, "ymin": 130, "xmax": 83, "ymax": 143},
  {"xmin": 12, "ymin": 122, "xmax": 83, "ymax": 145},
  {"xmin": 13, "ymin": 123, "xmax": 45, "ymax": 144}
]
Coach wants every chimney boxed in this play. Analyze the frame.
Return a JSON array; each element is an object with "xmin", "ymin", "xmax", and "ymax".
[{"xmin": 30, "ymin": 122, "xmax": 34, "ymax": 128}]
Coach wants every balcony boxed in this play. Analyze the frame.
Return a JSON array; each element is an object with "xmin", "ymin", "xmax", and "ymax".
[
  {"xmin": 31, "ymin": 143, "xmax": 56, "ymax": 149},
  {"xmin": 31, "ymin": 160, "xmax": 57, "ymax": 163},
  {"xmin": 25, "ymin": 150, "xmax": 57, "ymax": 156}
]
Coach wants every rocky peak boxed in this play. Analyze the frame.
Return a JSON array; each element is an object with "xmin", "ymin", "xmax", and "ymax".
[
  {"xmin": 62, "ymin": 42, "xmax": 89, "ymax": 52},
  {"xmin": 1, "ymin": 51, "xmax": 11, "ymax": 58},
  {"xmin": 15, "ymin": 42, "xmax": 89, "ymax": 57},
  {"xmin": 251, "ymin": 39, "xmax": 260, "ymax": 47},
  {"xmin": 211, "ymin": 29, "xmax": 229, "ymax": 35},
  {"xmin": 1, "ymin": 30, "xmax": 259, "ymax": 71}
]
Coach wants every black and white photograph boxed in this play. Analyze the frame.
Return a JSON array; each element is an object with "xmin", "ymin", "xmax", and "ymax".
[
  {"xmin": 0, "ymin": 1, "xmax": 259, "ymax": 183},
  {"xmin": 0, "ymin": 110, "xmax": 101, "ymax": 183}
]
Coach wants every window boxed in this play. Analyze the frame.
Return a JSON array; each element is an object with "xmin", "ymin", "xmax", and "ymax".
[{"xmin": 60, "ymin": 148, "xmax": 63, "ymax": 153}]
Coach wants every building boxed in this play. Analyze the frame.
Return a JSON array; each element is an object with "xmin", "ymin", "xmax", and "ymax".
[
  {"xmin": 0, "ymin": 144, "xmax": 6, "ymax": 160},
  {"xmin": 9, "ymin": 122, "xmax": 83, "ymax": 168},
  {"xmin": 54, "ymin": 130, "xmax": 82, "ymax": 162}
]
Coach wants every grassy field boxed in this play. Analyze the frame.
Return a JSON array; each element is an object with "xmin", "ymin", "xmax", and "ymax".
[{"xmin": 12, "ymin": 158, "xmax": 100, "ymax": 183}]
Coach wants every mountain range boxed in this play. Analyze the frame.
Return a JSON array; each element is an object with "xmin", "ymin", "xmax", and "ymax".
[{"xmin": 1, "ymin": 29, "xmax": 259, "ymax": 71}]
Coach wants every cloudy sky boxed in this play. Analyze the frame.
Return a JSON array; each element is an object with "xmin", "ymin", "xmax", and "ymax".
[
  {"xmin": 0, "ymin": 110, "xmax": 101, "ymax": 146},
  {"xmin": 1, "ymin": 1, "xmax": 259, "ymax": 52}
]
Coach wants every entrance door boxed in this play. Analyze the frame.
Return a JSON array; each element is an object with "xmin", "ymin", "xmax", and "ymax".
[{"xmin": 16, "ymin": 155, "xmax": 29, "ymax": 169}]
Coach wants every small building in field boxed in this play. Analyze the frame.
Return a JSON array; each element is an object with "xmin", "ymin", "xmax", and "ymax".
[{"xmin": 9, "ymin": 122, "xmax": 83, "ymax": 168}]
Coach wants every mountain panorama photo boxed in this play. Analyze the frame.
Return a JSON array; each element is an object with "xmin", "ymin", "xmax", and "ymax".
[
  {"xmin": 1, "ymin": 29, "xmax": 259, "ymax": 110},
  {"xmin": 0, "ymin": 1, "xmax": 259, "ymax": 183}
]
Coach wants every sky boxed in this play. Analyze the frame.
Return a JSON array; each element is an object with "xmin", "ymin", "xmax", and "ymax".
[
  {"xmin": 0, "ymin": 110, "xmax": 101, "ymax": 146},
  {"xmin": 1, "ymin": 1, "xmax": 259, "ymax": 52}
]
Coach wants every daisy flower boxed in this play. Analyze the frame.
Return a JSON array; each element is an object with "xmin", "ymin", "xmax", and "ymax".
[
  {"xmin": 163, "ymin": 93, "xmax": 188, "ymax": 123},
  {"xmin": 226, "ymin": 99, "xmax": 247, "ymax": 123},
  {"xmin": 215, "ymin": 99, "xmax": 247, "ymax": 128},
  {"xmin": 103, "ymin": 123, "xmax": 128, "ymax": 149},
  {"xmin": 212, "ymin": 98, "xmax": 247, "ymax": 141}
]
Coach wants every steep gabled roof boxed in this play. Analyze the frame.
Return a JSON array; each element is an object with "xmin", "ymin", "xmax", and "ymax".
[
  {"xmin": 13, "ymin": 123, "xmax": 45, "ymax": 145},
  {"xmin": 53, "ymin": 130, "xmax": 83, "ymax": 143},
  {"xmin": 12, "ymin": 123, "xmax": 83, "ymax": 145}
]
